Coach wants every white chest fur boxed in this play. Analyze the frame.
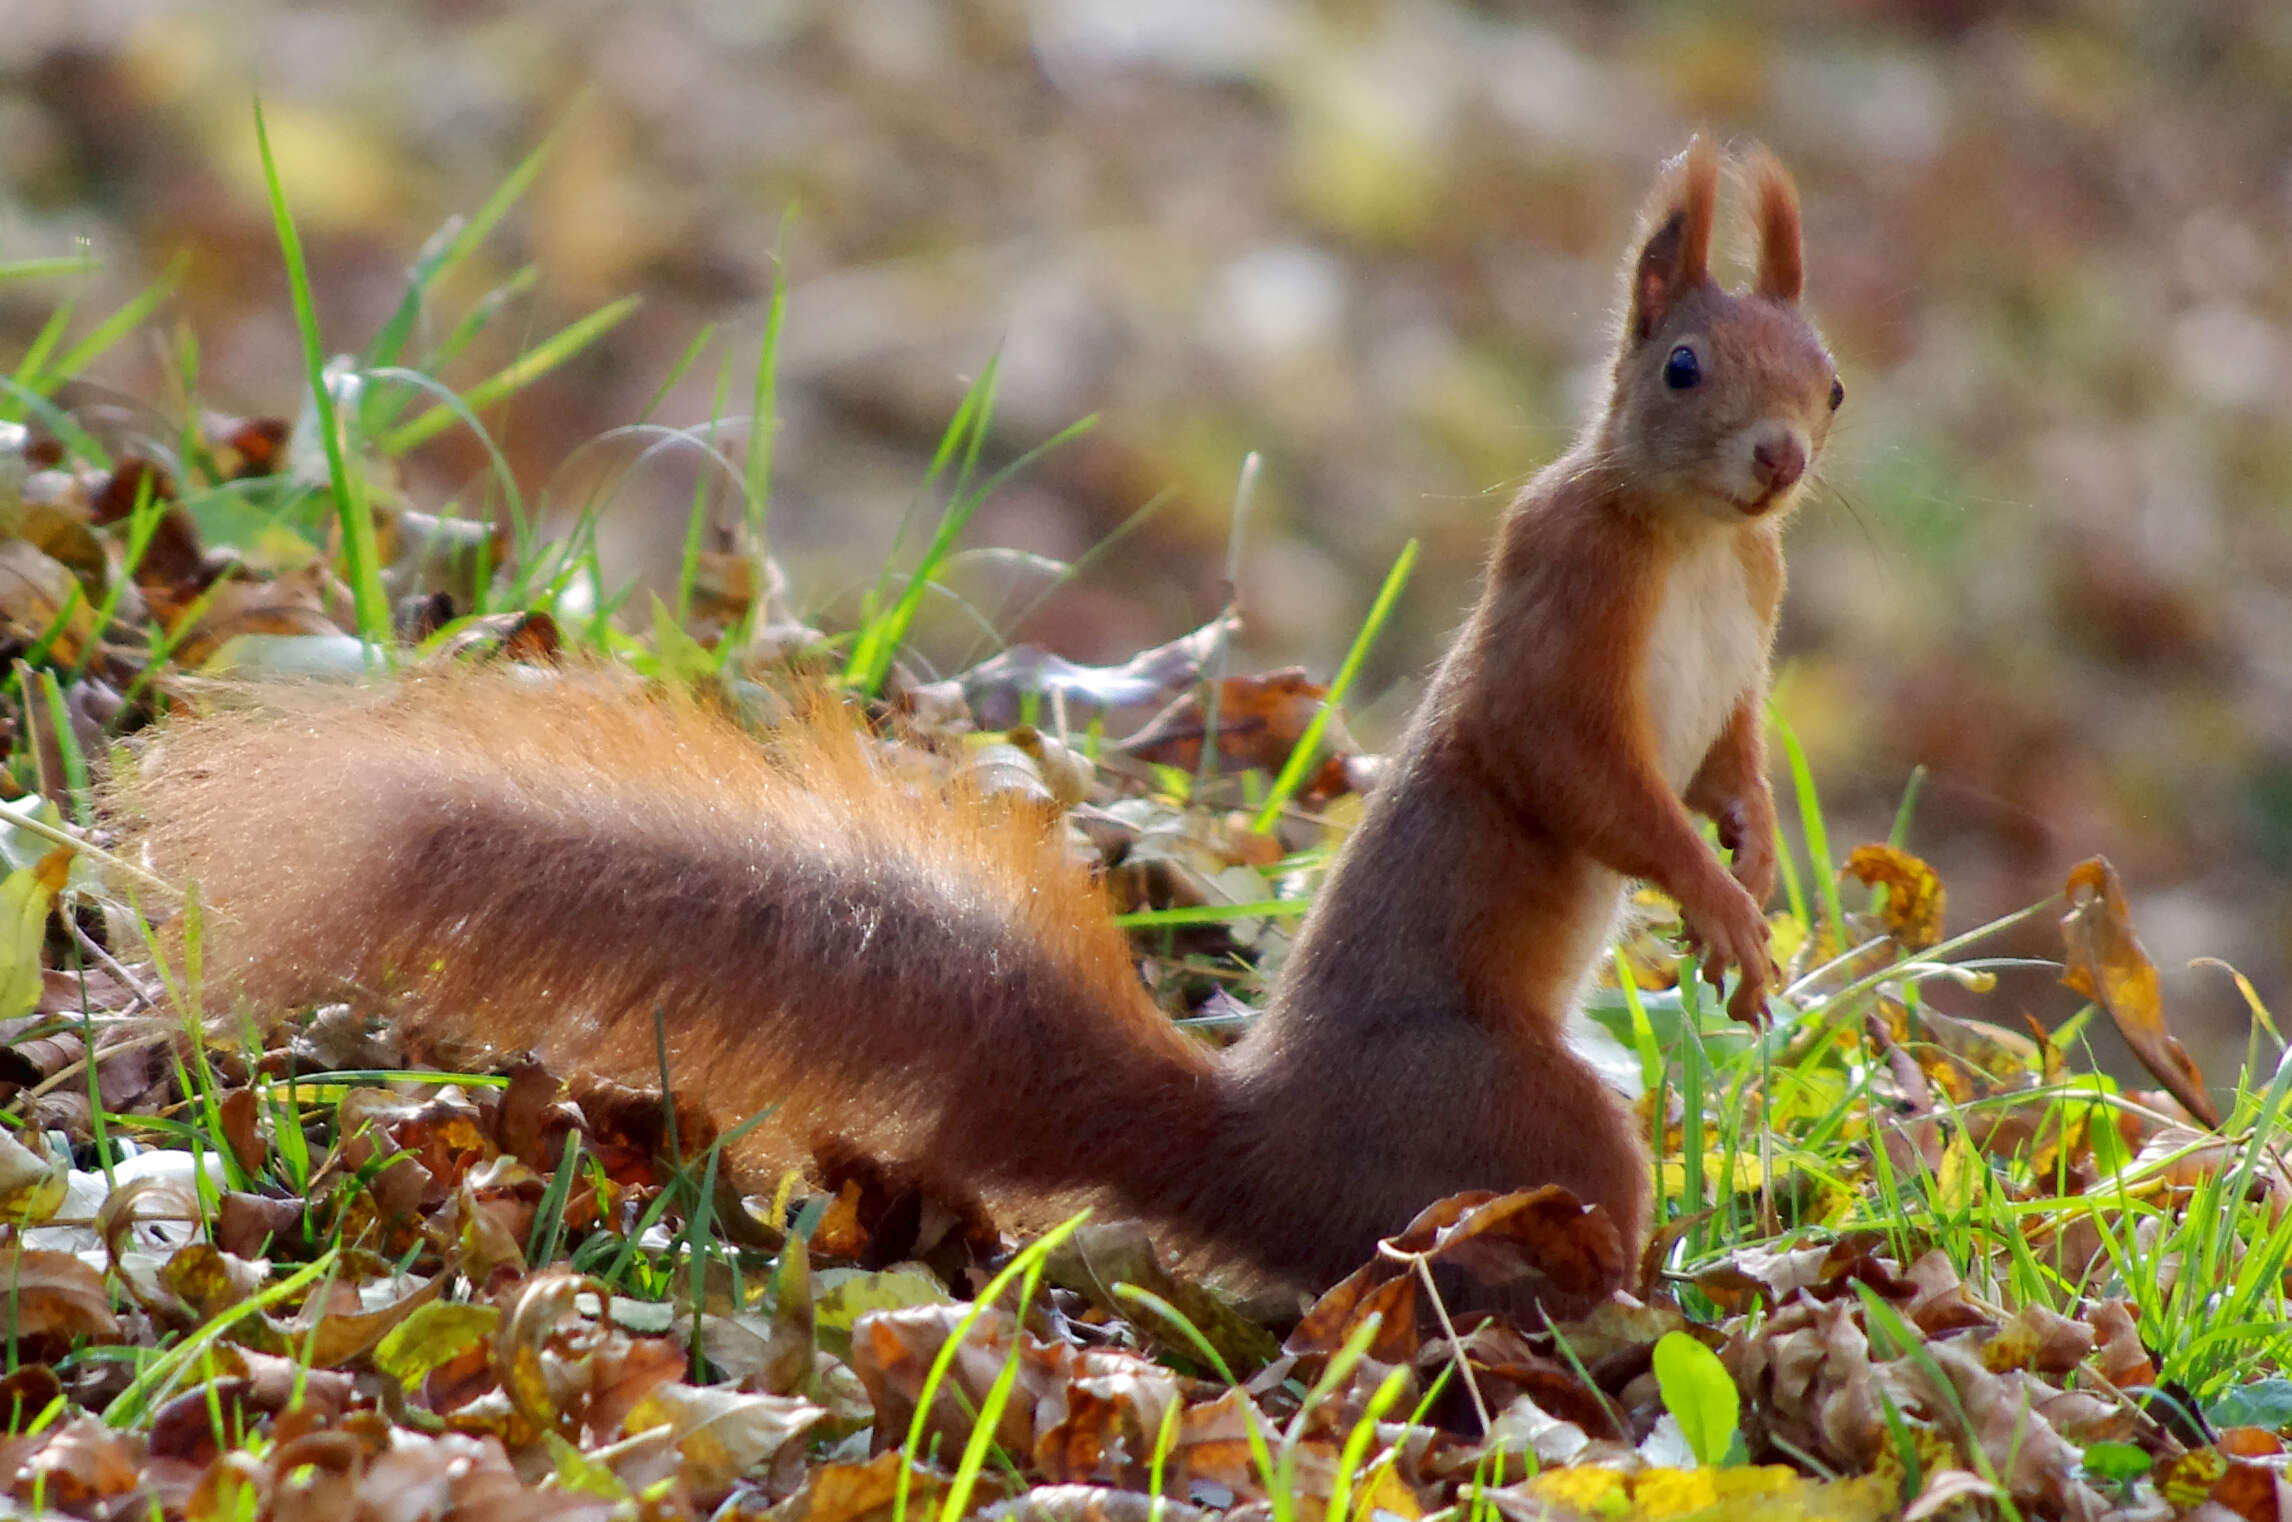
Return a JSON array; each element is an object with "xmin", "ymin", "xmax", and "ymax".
[{"xmin": 1640, "ymin": 534, "xmax": 1766, "ymax": 792}]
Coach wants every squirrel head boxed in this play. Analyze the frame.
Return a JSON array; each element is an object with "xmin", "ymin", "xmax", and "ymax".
[{"xmin": 1600, "ymin": 136, "xmax": 1841, "ymax": 525}]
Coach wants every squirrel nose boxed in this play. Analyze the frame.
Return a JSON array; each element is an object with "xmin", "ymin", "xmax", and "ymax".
[{"xmin": 1752, "ymin": 433, "xmax": 1806, "ymax": 493}]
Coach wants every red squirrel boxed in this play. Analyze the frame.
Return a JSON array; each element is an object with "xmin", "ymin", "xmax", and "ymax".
[{"xmin": 120, "ymin": 137, "xmax": 1839, "ymax": 1304}]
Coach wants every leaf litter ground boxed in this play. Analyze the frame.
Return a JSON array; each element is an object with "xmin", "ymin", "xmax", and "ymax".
[{"xmin": 0, "ymin": 184, "xmax": 2287, "ymax": 1521}]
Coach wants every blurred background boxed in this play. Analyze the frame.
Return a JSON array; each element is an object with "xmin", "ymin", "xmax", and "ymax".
[{"xmin": 4, "ymin": 0, "xmax": 2289, "ymax": 1074}]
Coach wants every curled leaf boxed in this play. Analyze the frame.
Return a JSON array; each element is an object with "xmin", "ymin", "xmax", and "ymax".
[
  {"xmin": 1843, "ymin": 843, "xmax": 1945, "ymax": 950},
  {"xmin": 2060, "ymin": 857, "xmax": 2217, "ymax": 1127}
]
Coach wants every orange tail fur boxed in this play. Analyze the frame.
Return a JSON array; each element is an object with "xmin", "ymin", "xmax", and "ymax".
[{"xmin": 119, "ymin": 670, "xmax": 1229, "ymax": 1220}]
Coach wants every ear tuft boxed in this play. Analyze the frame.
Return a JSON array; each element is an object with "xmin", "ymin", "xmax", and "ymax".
[
  {"xmin": 1744, "ymin": 144, "xmax": 1804, "ymax": 304},
  {"xmin": 1626, "ymin": 135, "xmax": 1719, "ymax": 342}
]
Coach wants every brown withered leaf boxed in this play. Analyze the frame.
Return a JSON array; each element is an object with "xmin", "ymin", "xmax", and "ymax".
[
  {"xmin": 2203, "ymin": 1456, "xmax": 2286, "ymax": 1522},
  {"xmin": 2060, "ymin": 856, "xmax": 2218, "ymax": 1127},
  {"xmin": 565, "ymin": 1072, "xmax": 717, "ymax": 1186},
  {"xmin": 1843, "ymin": 843, "xmax": 1946, "ymax": 949},
  {"xmin": 2087, "ymin": 1297, "xmax": 2158, "ymax": 1391},
  {"xmin": 1694, "ymin": 1233, "xmax": 1918, "ymax": 1318},
  {"xmin": 217, "ymin": 1085, "xmax": 266, "ymax": 1178},
  {"xmin": 0, "ymin": 1365, "xmax": 61, "ymax": 1432},
  {"xmin": 0, "ymin": 1249, "xmax": 119, "ymax": 1342},
  {"xmin": 351, "ymin": 1428, "xmax": 600, "ymax": 1522},
  {"xmin": 12, "ymin": 491, "xmax": 109, "ymax": 599},
  {"xmin": 1292, "ymin": 1189, "xmax": 1621, "ymax": 1364},
  {"xmin": 147, "ymin": 1349, "xmax": 354, "ymax": 1468},
  {"xmin": 1900, "ymin": 1250, "xmax": 1992, "ymax": 1336},
  {"xmin": 288, "ymin": 1266, "xmax": 450, "ymax": 1368},
  {"xmin": 103, "ymin": 472, "xmax": 212, "ymax": 601},
  {"xmin": 1411, "ymin": 1187, "xmax": 1625, "ymax": 1299},
  {"xmin": 287, "ymin": 1003, "xmax": 404, "ymax": 1074},
  {"xmin": 2222, "ymin": 1427, "xmax": 2285, "ymax": 1457},
  {"xmin": 1285, "ymin": 1266, "xmax": 1420, "ymax": 1364},
  {"xmin": 2127, "ymin": 1123, "xmax": 2292, "ymax": 1217},
  {"xmin": 1035, "ymin": 1379, "xmax": 1163, "ymax": 1487},
  {"xmin": 87, "ymin": 454, "xmax": 175, "ymax": 522},
  {"xmin": 1447, "ymin": 1319, "xmax": 1622, "ymax": 1439},
  {"xmin": 1900, "ymin": 1004, "xmax": 2042, "ymax": 1093},
  {"xmin": 774, "ymin": 1450, "xmax": 948, "ymax": 1522},
  {"xmin": 1174, "ymin": 1385, "xmax": 1339, "ymax": 1500},
  {"xmin": 1981, "ymin": 1302, "xmax": 2093, "ymax": 1375},
  {"xmin": 212, "ymin": 1191, "xmax": 309, "ymax": 1259},
  {"xmin": 0, "ymin": 539, "xmax": 95, "ymax": 667},
  {"xmin": 449, "ymin": 1166, "xmax": 533, "ymax": 1289},
  {"xmin": 1046, "ymin": 1221, "xmax": 1278, "ymax": 1377},
  {"xmin": 491, "ymin": 1057, "xmax": 564, "ymax": 1174},
  {"xmin": 623, "ymin": 1381, "xmax": 826, "ymax": 1501},
  {"xmin": 493, "ymin": 1268, "xmax": 585, "ymax": 1436},
  {"xmin": 849, "ymin": 1304, "xmax": 1047, "ymax": 1460},
  {"xmin": 15, "ymin": 1414, "xmax": 143, "ymax": 1510},
  {"xmin": 1118, "ymin": 667, "xmax": 1354, "ymax": 777},
  {"xmin": 164, "ymin": 563, "xmax": 346, "ymax": 669},
  {"xmin": 851, "ymin": 1301, "xmax": 1189, "ymax": 1485}
]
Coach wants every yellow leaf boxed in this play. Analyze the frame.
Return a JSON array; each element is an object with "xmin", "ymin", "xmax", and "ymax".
[
  {"xmin": 374, "ymin": 1301, "xmax": 501, "ymax": 1390},
  {"xmin": 1935, "ymin": 1132, "xmax": 1987, "ymax": 1214},
  {"xmin": 1523, "ymin": 1465, "xmax": 1897, "ymax": 1522},
  {"xmin": 0, "ymin": 1126, "xmax": 66, "ymax": 1226},
  {"xmin": 0, "ymin": 848, "xmax": 70, "ymax": 1020},
  {"xmin": 1844, "ymin": 843, "xmax": 1945, "ymax": 950}
]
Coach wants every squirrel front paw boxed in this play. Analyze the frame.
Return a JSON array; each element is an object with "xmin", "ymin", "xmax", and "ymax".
[
  {"xmin": 1681, "ymin": 876, "xmax": 1774, "ymax": 1024},
  {"xmin": 1713, "ymin": 799, "xmax": 1778, "ymax": 909}
]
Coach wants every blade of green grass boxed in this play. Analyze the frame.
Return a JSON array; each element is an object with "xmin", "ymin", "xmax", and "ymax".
[
  {"xmin": 741, "ymin": 213, "xmax": 792, "ymax": 554},
  {"xmin": 679, "ymin": 351, "xmax": 736, "ymax": 627},
  {"xmin": 252, "ymin": 100, "xmax": 390, "ymax": 650},
  {"xmin": 1196, "ymin": 452, "xmax": 1259, "ymax": 789},
  {"xmin": 644, "ymin": 323, "xmax": 719, "ymax": 425},
  {"xmin": 416, "ymin": 264, "xmax": 542, "ymax": 384},
  {"xmin": 1252, "ymin": 538, "xmax": 1417, "ymax": 833},
  {"xmin": 364, "ymin": 126, "xmax": 560, "ymax": 380},
  {"xmin": 1771, "ymin": 705, "xmax": 1846, "ymax": 942},
  {"xmin": 8, "ymin": 299, "xmax": 75, "ymax": 408},
  {"xmin": 27, "ymin": 255, "xmax": 184, "ymax": 397},
  {"xmin": 0, "ymin": 381, "xmax": 107, "ymax": 468},
  {"xmin": 844, "ymin": 359, "xmax": 1000, "ymax": 681},
  {"xmin": 1111, "ymin": 898, "xmax": 1313, "ymax": 930},
  {"xmin": 377, "ymin": 296, "xmax": 641, "ymax": 455},
  {"xmin": 1888, "ymin": 764, "xmax": 1929, "ymax": 849},
  {"xmin": 847, "ymin": 372, "xmax": 1096, "ymax": 696},
  {"xmin": 0, "ymin": 254, "xmax": 95, "ymax": 283}
]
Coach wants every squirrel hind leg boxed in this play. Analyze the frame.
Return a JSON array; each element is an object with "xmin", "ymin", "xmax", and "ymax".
[{"xmin": 1213, "ymin": 1025, "xmax": 1649, "ymax": 1309}]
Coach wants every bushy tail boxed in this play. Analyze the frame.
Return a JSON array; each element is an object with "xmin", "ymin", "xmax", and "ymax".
[{"xmin": 114, "ymin": 669, "xmax": 1223, "ymax": 1207}]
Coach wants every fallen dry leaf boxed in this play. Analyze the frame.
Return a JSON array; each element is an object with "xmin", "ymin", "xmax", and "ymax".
[
  {"xmin": 2060, "ymin": 857, "xmax": 2218, "ymax": 1127},
  {"xmin": 0, "ymin": 1248, "xmax": 119, "ymax": 1343},
  {"xmin": 1118, "ymin": 667, "xmax": 1351, "ymax": 776},
  {"xmin": 1844, "ymin": 843, "xmax": 1946, "ymax": 950}
]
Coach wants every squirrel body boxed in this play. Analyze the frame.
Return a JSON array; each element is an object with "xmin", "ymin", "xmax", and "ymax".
[{"xmin": 122, "ymin": 138, "xmax": 1839, "ymax": 1305}]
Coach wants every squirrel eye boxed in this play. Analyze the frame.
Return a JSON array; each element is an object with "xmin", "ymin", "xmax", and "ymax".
[
  {"xmin": 1662, "ymin": 346, "xmax": 1700, "ymax": 390},
  {"xmin": 1829, "ymin": 377, "xmax": 1845, "ymax": 411}
]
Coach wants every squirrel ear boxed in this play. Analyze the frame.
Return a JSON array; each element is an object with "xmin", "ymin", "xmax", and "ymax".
[
  {"xmin": 1626, "ymin": 136, "xmax": 1718, "ymax": 342},
  {"xmin": 1744, "ymin": 145, "xmax": 1804, "ymax": 304}
]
